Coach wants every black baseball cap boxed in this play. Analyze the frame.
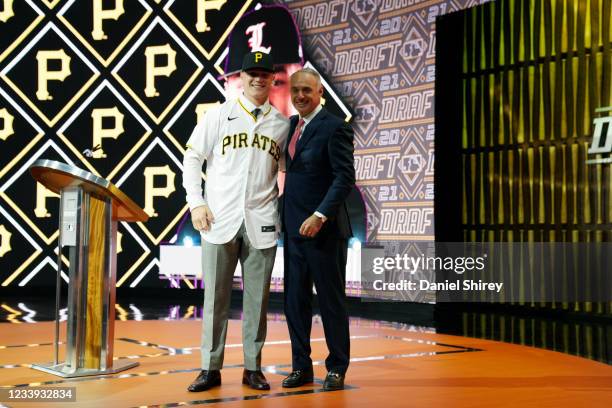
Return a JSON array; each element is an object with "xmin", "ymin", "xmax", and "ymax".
[
  {"xmin": 223, "ymin": 5, "xmax": 303, "ymax": 76},
  {"xmin": 241, "ymin": 51, "xmax": 274, "ymax": 72}
]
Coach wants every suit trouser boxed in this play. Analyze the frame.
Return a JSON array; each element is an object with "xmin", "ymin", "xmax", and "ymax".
[
  {"xmin": 283, "ymin": 234, "xmax": 350, "ymax": 374},
  {"xmin": 200, "ymin": 223, "xmax": 276, "ymax": 371}
]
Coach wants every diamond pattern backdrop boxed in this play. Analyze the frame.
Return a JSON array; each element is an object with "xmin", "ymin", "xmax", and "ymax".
[{"xmin": 0, "ymin": 0, "xmax": 488, "ymax": 290}]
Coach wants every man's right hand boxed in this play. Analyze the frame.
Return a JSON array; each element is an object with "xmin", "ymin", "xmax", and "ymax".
[{"xmin": 191, "ymin": 205, "xmax": 214, "ymax": 232}]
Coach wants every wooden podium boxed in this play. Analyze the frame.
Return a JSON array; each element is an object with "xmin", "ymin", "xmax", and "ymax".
[{"xmin": 29, "ymin": 160, "xmax": 149, "ymax": 377}]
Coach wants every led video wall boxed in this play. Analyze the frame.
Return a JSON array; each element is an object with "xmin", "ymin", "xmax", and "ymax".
[
  {"xmin": 0, "ymin": 0, "xmax": 489, "ymax": 289},
  {"xmin": 436, "ymin": 0, "xmax": 611, "ymax": 314}
]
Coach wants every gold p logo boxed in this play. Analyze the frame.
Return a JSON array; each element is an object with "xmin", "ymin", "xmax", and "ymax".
[
  {"xmin": 255, "ymin": 52, "xmax": 262, "ymax": 63},
  {"xmin": 36, "ymin": 50, "xmax": 72, "ymax": 101},
  {"xmin": 196, "ymin": 0, "xmax": 227, "ymax": 33},
  {"xmin": 91, "ymin": 107, "xmax": 124, "ymax": 158},
  {"xmin": 117, "ymin": 231, "xmax": 123, "ymax": 254},
  {"xmin": 0, "ymin": 225, "xmax": 11, "ymax": 257},
  {"xmin": 0, "ymin": 108, "xmax": 14, "ymax": 141},
  {"xmin": 34, "ymin": 182, "xmax": 60, "ymax": 218},
  {"xmin": 92, "ymin": 0, "xmax": 125, "ymax": 40},
  {"xmin": 144, "ymin": 44, "xmax": 177, "ymax": 98},
  {"xmin": 0, "ymin": 0, "xmax": 15, "ymax": 23},
  {"xmin": 143, "ymin": 166, "xmax": 176, "ymax": 217}
]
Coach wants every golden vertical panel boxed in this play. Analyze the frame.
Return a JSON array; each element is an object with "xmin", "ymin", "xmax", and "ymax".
[
  {"xmin": 84, "ymin": 197, "xmax": 107, "ymax": 369},
  {"xmin": 460, "ymin": 0, "xmax": 611, "ymax": 314}
]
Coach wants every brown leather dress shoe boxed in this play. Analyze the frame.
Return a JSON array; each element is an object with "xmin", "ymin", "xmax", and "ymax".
[
  {"xmin": 242, "ymin": 369, "xmax": 270, "ymax": 390},
  {"xmin": 187, "ymin": 370, "xmax": 221, "ymax": 392},
  {"xmin": 323, "ymin": 371, "xmax": 345, "ymax": 391},
  {"xmin": 281, "ymin": 368, "xmax": 314, "ymax": 388}
]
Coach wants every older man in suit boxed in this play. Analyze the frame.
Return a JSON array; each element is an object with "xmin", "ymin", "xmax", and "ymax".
[{"xmin": 281, "ymin": 68, "xmax": 355, "ymax": 391}]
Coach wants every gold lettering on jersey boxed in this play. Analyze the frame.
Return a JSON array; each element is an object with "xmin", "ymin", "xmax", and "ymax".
[
  {"xmin": 221, "ymin": 132, "xmax": 248, "ymax": 153},
  {"xmin": 36, "ymin": 50, "xmax": 72, "ymax": 101},
  {"xmin": 92, "ymin": 0, "xmax": 125, "ymax": 40},
  {"xmin": 0, "ymin": 0, "xmax": 15, "ymax": 23},
  {"xmin": 254, "ymin": 133, "xmax": 280, "ymax": 161},
  {"xmin": 91, "ymin": 107, "xmax": 124, "ymax": 158},
  {"xmin": 144, "ymin": 44, "xmax": 177, "ymax": 98},
  {"xmin": 196, "ymin": 0, "xmax": 226, "ymax": 33},
  {"xmin": 252, "ymin": 133, "xmax": 260, "ymax": 149},
  {"xmin": 195, "ymin": 102, "xmax": 220, "ymax": 123},
  {"xmin": 238, "ymin": 133, "xmax": 248, "ymax": 148},
  {"xmin": 143, "ymin": 166, "xmax": 175, "ymax": 217},
  {"xmin": 259, "ymin": 134, "xmax": 269, "ymax": 150},
  {"xmin": 222, "ymin": 135, "xmax": 231, "ymax": 155},
  {"xmin": 221, "ymin": 132, "xmax": 280, "ymax": 161},
  {"xmin": 0, "ymin": 225, "xmax": 11, "ymax": 257},
  {"xmin": 0, "ymin": 108, "xmax": 15, "ymax": 141},
  {"xmin": 268, "ymin": 139, "xmax": 277, "ymax": 156},
  {"xmin": 34, "ymin": 182, "xmax": 60, "ymax": 218}
]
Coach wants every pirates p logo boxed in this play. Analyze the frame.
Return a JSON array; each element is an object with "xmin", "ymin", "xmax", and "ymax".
[
  {"xmin": 117, "ymin": 231, "xmax": 123, "ymax": 254},
  {"xmin": 0, "ymin": 225, "xmax": 12, "ymax": 257},
  {"xmin": 36, "ymin": 49, "xmax": 72, "ymax": 101},
  {"xmin": 92, "ymin": 0, "xmax": 125, "ymax": 40},
  {"xmin": 144, "ymin": 44, "xmax": 177, "ymax": 98},
  {"xmin": 196, "ymin": 0, "xmax": 227, "ymax": 33},
  {"xmin": 143, "ymin": 165, "xmax": 176, "ymax": 217},
  {"xmin": 91, "ymin": 107, "xmax": 125, "ymax": 158},
  {"xmin": 34, "ymin": 182, "xmax": 60, "ymax": 218},
  {"xmin": 254, "ymin": 52, "xmax": 263, "ymax": 63},
  {"xmin": 0, "ymin": 0, "xmax": 14, "ymax": 23},
  {"xmin": 0, "ymin": 108, "xmax": 14, "ymax": 141}
]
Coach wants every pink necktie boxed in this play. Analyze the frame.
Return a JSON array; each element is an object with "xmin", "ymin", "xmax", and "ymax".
[{"xmin": 288, "ymin": 118, "xmax": 304, "ymax": 159}]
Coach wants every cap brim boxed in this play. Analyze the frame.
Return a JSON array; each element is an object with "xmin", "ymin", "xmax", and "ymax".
[
  {"xmin": 242, "ymin": 66, "xmax": 274, "ymax": 72},
  {"xmin": 219, "ymin": 64, "xmax": 281, "ymax": 79}
]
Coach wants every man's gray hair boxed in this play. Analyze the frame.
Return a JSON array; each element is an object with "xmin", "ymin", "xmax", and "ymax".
[{"xmin": 292, "ymin": 67, "xmax": 321, "ymax": 85}]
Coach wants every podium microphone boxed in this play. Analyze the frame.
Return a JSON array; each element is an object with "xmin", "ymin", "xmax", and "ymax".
[{"xmin": 82, "ymin": 144, "xmax": 102, "ymax": 157}]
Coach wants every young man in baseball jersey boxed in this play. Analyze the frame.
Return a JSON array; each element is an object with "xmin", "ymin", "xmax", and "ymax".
[{"xmin": 182, "ymin": 52, "xmax": 289, "ymax": 391}]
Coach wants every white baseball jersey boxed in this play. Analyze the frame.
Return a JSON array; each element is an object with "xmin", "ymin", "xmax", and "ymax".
[{"xmin": 183, "ymin": 96, "xmax": 289, "ymax": 249}]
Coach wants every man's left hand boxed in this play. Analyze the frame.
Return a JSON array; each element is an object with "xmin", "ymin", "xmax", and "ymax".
[{"xmin": 299, "ymin": 214, "xmax": 324, "ymax": 238}]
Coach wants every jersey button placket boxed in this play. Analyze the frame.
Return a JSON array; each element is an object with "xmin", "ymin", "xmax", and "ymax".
[{"xmin": 243, "ymin": 126, "xmax": 256, "ymax": 213}]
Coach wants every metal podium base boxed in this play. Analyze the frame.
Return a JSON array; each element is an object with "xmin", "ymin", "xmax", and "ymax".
[{"xmin": 31, "ymin": 359, "xmax": 139, "ymax": 378}]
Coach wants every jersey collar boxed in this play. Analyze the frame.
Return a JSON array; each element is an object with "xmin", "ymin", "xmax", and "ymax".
[{"xmin": 238, "ymin": 95, "xmax": 272, "ymax": 121}]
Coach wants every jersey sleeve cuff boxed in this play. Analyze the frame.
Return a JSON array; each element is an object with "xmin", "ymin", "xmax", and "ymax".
[{"xmin": 187, "ymin": 196, "xmax": 207, "ymax": 212}]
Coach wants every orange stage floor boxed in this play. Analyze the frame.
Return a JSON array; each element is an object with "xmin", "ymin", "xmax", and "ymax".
[{"xmin": 0, "ymin": 317, "xmax": 610, "ymax": 407}]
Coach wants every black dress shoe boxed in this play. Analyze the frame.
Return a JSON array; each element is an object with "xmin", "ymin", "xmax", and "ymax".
[
  {"xmin": 187, "ymin": 370, "xmax": 221, "ymax": 392},
  {"xmin": 281, "ymin": 368, "xmax": 314, "ymax": 388},
  {"xmin": 323, "ymin": 371, "xmax": 345, "ymax": 391},
  {"xmin": 242, "ymin": 369, "xmax": 270, "ymax": 390}
]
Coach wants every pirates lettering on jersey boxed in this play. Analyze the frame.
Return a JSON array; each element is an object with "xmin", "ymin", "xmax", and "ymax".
[{"xmin": 221, "ymin": 132, "xmax": 281, "ymax": 161}]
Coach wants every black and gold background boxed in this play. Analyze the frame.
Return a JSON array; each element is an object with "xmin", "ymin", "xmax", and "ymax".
[
  {"xmin": 436, "ymin": 0, "xmax": 611, "ymax": 315},
  {"xmin": 0, "ymin": 0, "xmax": 490, "ymax": 290}
]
